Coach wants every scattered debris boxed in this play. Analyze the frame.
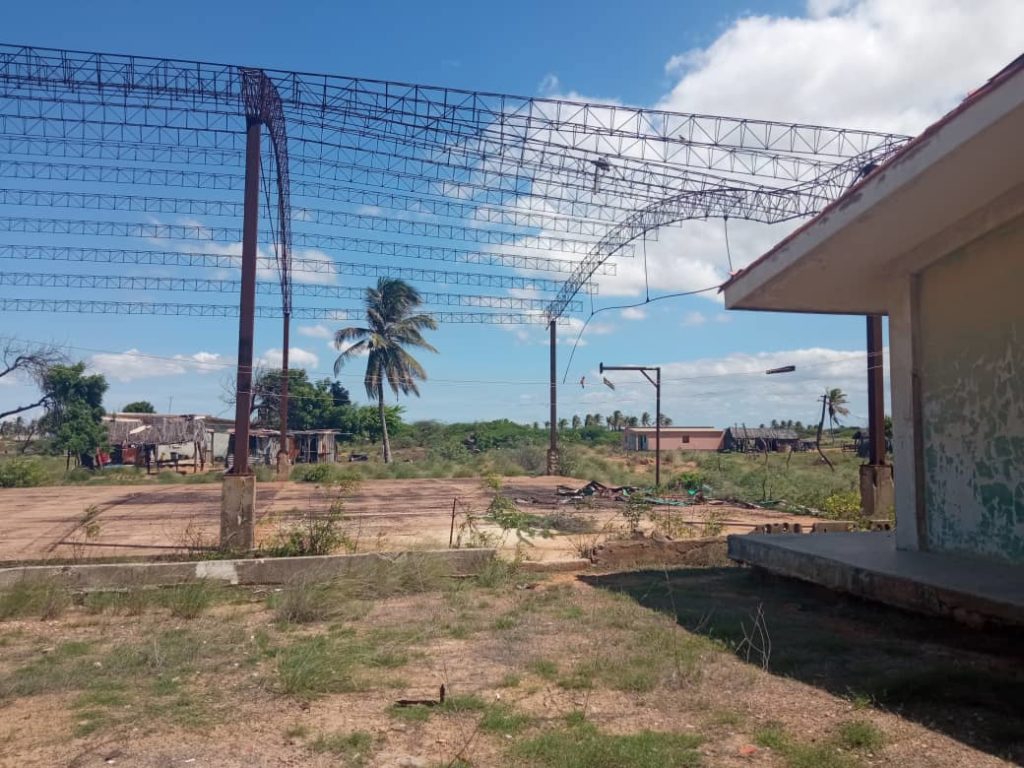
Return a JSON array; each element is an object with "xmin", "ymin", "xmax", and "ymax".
[
  {"xmin": 394, "ymin": 684, "xmax": 445, "ymax": 708},
  {"xmin": 557, "ymin": 480, "xmax": 637, "ymax": 500}
]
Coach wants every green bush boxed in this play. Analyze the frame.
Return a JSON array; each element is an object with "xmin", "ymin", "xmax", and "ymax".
[
  {"xmin": 822, "ymin": 490, "xmax": 861, "ymax": 519},
  {"xmin": 0, "ymin": 458, "xmax": 48, "ymax": 488},
  {"xmin": 290, "ymin": 464, "xmax": 333, "ymax": 483}
]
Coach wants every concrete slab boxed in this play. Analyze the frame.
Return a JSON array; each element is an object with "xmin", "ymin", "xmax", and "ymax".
[
  {"xmin": 0, "ymin": 547, "xmax": 496, "ymax": 590},
  {"xmin": 728, "ymin": 532, "xmax": 1024, "ymax": 627}
]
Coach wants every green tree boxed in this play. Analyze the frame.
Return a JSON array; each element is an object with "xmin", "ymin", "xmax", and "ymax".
[
  {"xmin": 557, "ymin": 417, "xmax": 568, "ymax": 431},
  {"xmin": 333, "ymin": 278, "xmax": 437, "ymax": 463},
  {"xmin": 571, "ymin": 414, "xmax": 582, "ymax": 430},
  {"xmin": 41, "ymin": 363, "xmax": 108, "ymax": 469},
  {"xmin": 658, "ymin": 414, "xmax": 673, "ymax": 427},
  {"xmin": 641, "ymin": 411, "xmax": 651, "ymax": 427},
  {"xmin": 826, "ymin": 388, "xmax": 850, "ymax": 438},
  {"xmin": 122, "ymin": 400, "xmax": 155, "ymax": 414}
]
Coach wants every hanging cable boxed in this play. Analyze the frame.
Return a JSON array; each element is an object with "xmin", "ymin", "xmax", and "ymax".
[
  {"xmin": 723, "ymin": 216, "xmax": 734, "ymax": 274},
  {"xmin": 561, "ymin": 283, "xmax": 721, "ymax": 384}
]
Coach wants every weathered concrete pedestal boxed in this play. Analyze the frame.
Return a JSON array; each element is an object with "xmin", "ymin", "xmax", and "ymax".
[
  {"xmin": 859, "ymin": 463, "xmax": 894, "ymax": 519},
  {"xmin": 546, "ymin": 449, "xmax": 560, "ymax": 476},
  {"xmin": 220, "ymin": 475, "xmax": 256, "ymax": 551},
  {"xmin": 276, "ymin": 452, "xmax": 291, "ymax": 482}
]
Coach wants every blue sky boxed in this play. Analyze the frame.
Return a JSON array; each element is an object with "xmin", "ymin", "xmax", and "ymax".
[{"xmin": 1, "ymin": 0, "xmax": 1020, "ymax": 428}]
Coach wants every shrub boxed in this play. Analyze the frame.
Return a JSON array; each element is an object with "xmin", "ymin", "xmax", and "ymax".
[
  {"xmin": 822, "ymin": 490, "xmax": 861, "ymax": 519},
  {"xmin": 0, "ymin": 458, "xmax": 48, "ymax": 488},
  {"xmin": 291, "ymin": 464, "xmax": 334, "ymax": 483}
]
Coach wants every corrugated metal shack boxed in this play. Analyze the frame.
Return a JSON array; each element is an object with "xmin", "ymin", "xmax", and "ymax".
[
  {"xmin": 105, "ymin": 414, "xmax": 212, "ymax": 471},
  {"xmin": 722, "ymin": 426, "xmax": 805, "ymax": 453},
  {"xmin": 227, "ymin": 429, "xmax": 340, "ymax": 469}
]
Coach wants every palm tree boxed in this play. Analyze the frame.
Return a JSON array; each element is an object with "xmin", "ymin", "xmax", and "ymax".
[
  {"xmin": 658, "ymin": 414, "xmax": 673, "ymax": 426},
  {"xmin": 557, "ymin": 417, "xmax": 569, "ymax": 431},
  {"xmin": 571, "ymin": 414, "xmax": 582, "ymax": 430},
  {"xmin": 826, "ymin": 388, "xmax": 850, "ymax": 438},
  {"xmin": 641, "ymin": 411, "xmax": 651, "ymax": 427},
  {"xmin": 334, "ymin": 278, "xmax": 437, "ymax": 463}
]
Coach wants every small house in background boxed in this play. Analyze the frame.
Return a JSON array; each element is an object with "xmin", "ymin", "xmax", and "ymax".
[
  {"xmin": 227, "ymin": 429, "xmax": 340, "ymax": 469},
  {"xmin": 622, "ymin": 426, "xmax": 724, "ymax": 451},
  {"xmin": 104, "ymin": 413, "xmax": 213, "ymax": 471},
  {"xmin": 722, "ymin": 426, "xmax": 803, "ymax": 453}
]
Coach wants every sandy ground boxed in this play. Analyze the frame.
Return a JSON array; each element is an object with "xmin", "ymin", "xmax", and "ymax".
[{"xmin": 0, "ymin": 477, "xmax": 820, "ymax": 563}]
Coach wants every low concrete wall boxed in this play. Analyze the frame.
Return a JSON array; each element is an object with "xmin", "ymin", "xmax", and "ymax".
[
  {"xmin": 590, "ymin": 535, "xmax": 730, "ymax": 569},
  {"xmin": 0, "ymin": 548, "xmax": 496, "ymax": 591}
]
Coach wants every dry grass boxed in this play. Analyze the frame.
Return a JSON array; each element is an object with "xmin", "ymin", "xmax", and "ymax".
[{"xmin": 0, "ymin": 562, "xmax": 1019, "ymax": 767}]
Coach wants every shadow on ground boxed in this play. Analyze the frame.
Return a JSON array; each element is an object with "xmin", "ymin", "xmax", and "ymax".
[{"xmin": 581, "ymin": 567, "xmax": 1024, "ymax": 764}]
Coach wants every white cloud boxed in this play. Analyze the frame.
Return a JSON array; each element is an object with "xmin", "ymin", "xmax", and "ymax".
[
  {"xmin": 659, "ymin": 0, "xmax": 1024, "ymax": 134},
  {"xmin": 89, "ymin": 350, "xmax": 224, "ymax": 382},
  {"xmin": 259, "ymin": 347, "xmax": 320, "ymax": 370},
  {"xmin": 530, "ymin": 0, "xmax": 1024, "ymax": 311},
  {"xmin": 567, "ymin": 346, "xmax": 889, "ymax": 428},
  {"xmin": 620, "ymin": 307, "xmax": 647, "ymax": 321},
  {"xmin": 682, "ymin": 311, "xmax": 707, "ymax": 327},
  {"xmin": 298, "ymin": 324, "xmax": 333, "ymax": 339}
]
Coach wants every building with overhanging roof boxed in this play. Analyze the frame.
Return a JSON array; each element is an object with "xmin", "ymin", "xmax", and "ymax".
[{"xmin": 722, "ymin": 55, "xmax": 1024, "ymax": 625}]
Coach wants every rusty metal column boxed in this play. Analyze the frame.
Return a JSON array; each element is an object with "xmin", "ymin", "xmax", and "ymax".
[
  {"xmin": 547, "ymin": 319, "xmax": 558, "ymax": 475},
  {"xmin": 231, "ymin": 118, "xmax": 262, "ymax": 476},
  {"xmin": 277, "ymin": 312, "xmax": 290, "ymax": 478},
  {"xmin": 654, "ymin": 366, "xmax": 661, "ymax": 488},
  {"xmin": 867, "ymin": 315, "xmax": 886, "ymax": 465}
]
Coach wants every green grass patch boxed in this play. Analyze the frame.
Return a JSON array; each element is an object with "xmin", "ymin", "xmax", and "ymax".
[
  {"xmin": 754, "ymin": 720, "xmax": 876, "ymax": 768},
  {"xmin": 514, "ymin": 721, "xmax": 702, "ymax": 768},
  {"xmin": 0, "ymin": 579, "xmax": 71, "ymax": 620},
  {"xmin": 309, "ymin": 730, "xmax": 375, "ymax": 764},
  {"xmin": 527, "ymin": 658, "xmax": 559, "ymax": 681},
  {"xmin": 835, "ymin": 719, "xmax": 885, "ymax": 751},
  {"xmin": 388, "ymin": 704, "xmax": 432, "ymax": 722},
  {"xmin": 479, "ymin": 703, "xmax": 531, "ymax": 735},
  {"xmin": 163, "ymin": 580, "xmax": 218, "ymax": 619}
]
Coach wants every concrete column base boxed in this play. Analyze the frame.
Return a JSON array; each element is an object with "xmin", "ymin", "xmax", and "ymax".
[
  {"xmin": 221, "ymin": 475, "xmax": 256, "ymax": 551},
  {"xmin": 546, "ymin": 448, "xmax": 560, "ymax": 476},
  {"xmin": 859, "ymin": 463, "xmax": 895, "ymax": 520},
  {"xmin": 275, "ymin": 452, "xmax": 291, "ymax": 481}
]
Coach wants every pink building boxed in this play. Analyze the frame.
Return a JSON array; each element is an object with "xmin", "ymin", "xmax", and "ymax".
[{"xmin": 622, "ymin": 427, "xmax": 724, "ymax": 452}]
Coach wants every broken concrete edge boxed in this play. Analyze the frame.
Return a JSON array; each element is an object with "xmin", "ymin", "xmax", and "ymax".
[
  {"xmin": 0, "ymin": 548, "xmax": 497, "ymax": 592},
  {"xmin": 727, "ymin": 535, "xmax": 1021, "ymax": 628},
  {"xmin": 518, "ymin": 558, "xmax": 591, "ymax": 573}
]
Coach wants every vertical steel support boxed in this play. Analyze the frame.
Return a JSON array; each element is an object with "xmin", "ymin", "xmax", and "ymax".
[
  {"xmin": 655, "ymin": 367, "xmax": 661, "ymax": 488},
  {"xmin": 231, "ymin": 118, "xmax": 261, "ymax": 476},
  {"xmin": 547, "ymin": 319, "xmax": 558, "ymax": 475},
  {"xmin": 277, "ymin": 312, "xmax": 291, "ymax": 476},
  {"xmin": 867, "ymin": 315, "xmax": 886, "ymax": 465}
]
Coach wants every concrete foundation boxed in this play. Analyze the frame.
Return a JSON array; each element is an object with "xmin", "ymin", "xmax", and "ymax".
[
  {"xmin": 859, "ymin": 463, "xmax": 895, "ymax": 519},
  {"xmin": 220, "ymin": 475, "xmax": 256, "ymax": 550},
  {"xmin": 728, "ymin": 532, "xmax": 1024, "ymax": 627},
  {"xmin": 276, "ymin": 452, "xmax": 292, "ymax": 481},
  {"xmin": 0, "ymin": 548, "xmax": 497, "ymax": 591}
]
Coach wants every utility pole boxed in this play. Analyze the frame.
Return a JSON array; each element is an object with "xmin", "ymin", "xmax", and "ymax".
[
  {"xmin": 232, "ymin": 117, "xmax": 261, "ymax": 479},
  {"xmin": 600, "ymin": 363, "xmax": 662, "ymax": 487},
  {"xmin": 221, "ymin": 114, "xmax": 261, "ymax": 550},
  {"xmin": 547, "ymin": 319, "xmax": 558, "ymax": 475}
]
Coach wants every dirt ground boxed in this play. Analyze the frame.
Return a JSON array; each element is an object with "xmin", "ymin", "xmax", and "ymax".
[
  {"xmin": 0, "ymin": 565, "xmax": 1021, "ymax": 768},
  {"xmin": 0, "ymin": 477, "xmax": 820, "ymax": 564}
]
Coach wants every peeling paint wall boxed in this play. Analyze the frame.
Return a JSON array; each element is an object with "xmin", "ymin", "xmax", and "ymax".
[{"xmin": 918, "ymin": 217, "xmax": 1024, "ymax": 562}]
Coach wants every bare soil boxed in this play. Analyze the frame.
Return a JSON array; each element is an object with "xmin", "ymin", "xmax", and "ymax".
[{"xmin": 0, "ymin": 477, "xmax": 819, "ymax": 564}]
